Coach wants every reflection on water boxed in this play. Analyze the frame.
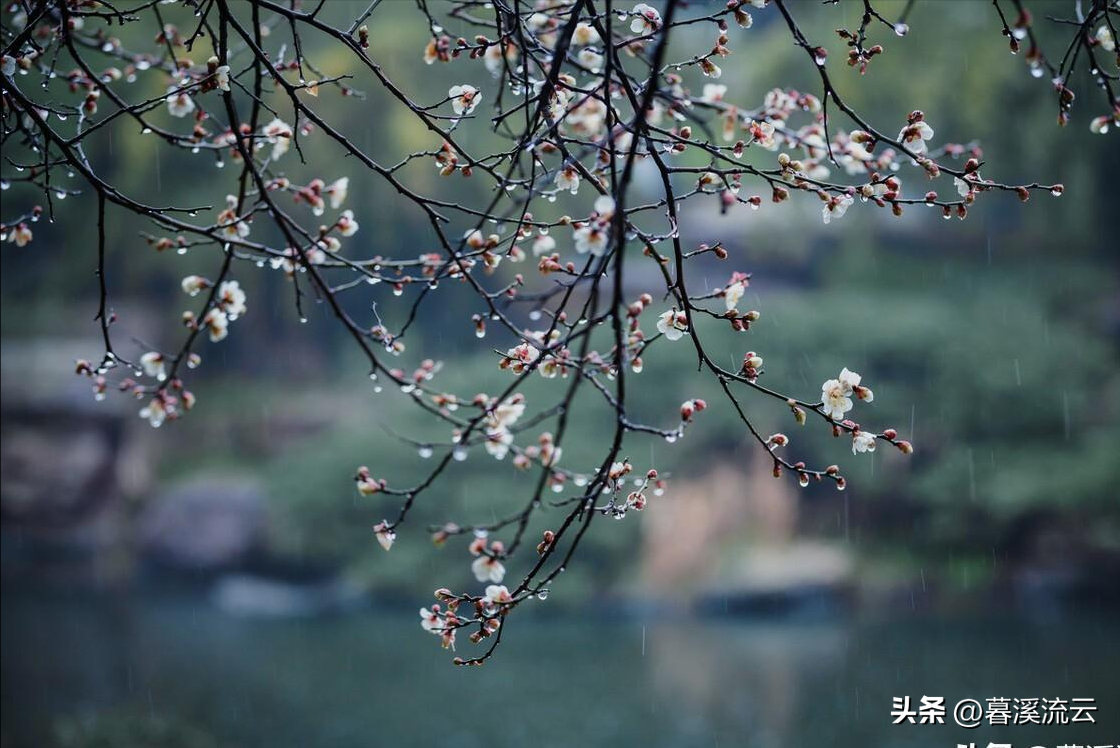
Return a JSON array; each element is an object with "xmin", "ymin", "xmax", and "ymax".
[{"xmin": 2, "ymin": 591, "xmax": 1116, "ymax": 748}]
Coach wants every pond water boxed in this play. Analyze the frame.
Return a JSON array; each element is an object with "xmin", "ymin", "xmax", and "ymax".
[{"xmin": 2, "ymin": 591, "xmax": 1116, "ymax": 748}]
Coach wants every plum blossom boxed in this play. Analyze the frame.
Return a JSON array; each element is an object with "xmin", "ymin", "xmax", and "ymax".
[
  {"xmin": 139, "ymin": 351, "xmax": 167, "ymax": 380},
  {"xmin": 203, "ymin": 308, "xmax": 229, "ymax": 342},
  {"xmin": 821, "ymin": 367, "xmax": 872, "ymax": 420},
  {"xmin": 181, "ymin": 275, "xmax": 208, "ymax": 296},
  {"xmin": 577, "ymin": 48, "xmax": 603, "ymax": 73},
  {"xmin": 325, "ymin": 177, "xmax": 349, "ymax": 209},
  {"xmin": 165, "ymin": 83, "xmax": 195, "ymax": 118},
  {"xmin": 656, "ymin": 309, "xmax": 689, "ymax": 341},
  {"xmin": 263, "ymin": 118, "xmax": 293, "ymax": 160},
  {"xmin": 483, "ymin": 427, "xmax": 514, "ymax": 460},
  {"xmin": 1096, "ymin": 25, "xmax": 1115, "ymax": 52},
  {"xmin": 217, "ymin": 280, "xmax": 247, "ymax": 318},
  {"xmin": 573, "ymin": 23, "xmax": 600, "ymax": 46},
  {"xmin": 898, "ymin": 118, "xmax": 934, "ymax": 155},
  {"xmin": 355, "ymin": 466, "xmax": 386, "ymax": 496},
  {"xmin": 214, "ymin": 65, "xmax": 230, "ymax": 92},
  {"xmin": 631, "ymin": 3, "xmax": 662, "ymax": 35},
  {"xmin": 532, "ymin": 234, "xmax": 557, "ymax": 256},
  {"xmin": 701, "ymin": 84, "xmax": 727, "ymax": 103},
  {"xmin": 337, "ymin": 209, "xmax": 360, "ymax": 237},
  {"xmin": 472, "ymin": 551, "xmax": 506, "ymax": 583},
  {"xmin": 502, "ymin": 342, "xmax": 540, "ymax": 374},
  {"xmin": 139, "ymin": 397, "xmax": 169, "ymax": 428},
  {"xmin": 852, "ymin": 431, "xmax": 877, "ymax": 454},
  {"xmin": 6, "ymin": 223, "xmax": 32, "ymax": 246},
  {"xmin": 822, "ymin": 194, "xmax": 854, "ymax": 224},
  {"xmin": 448, "ymin": 84, "xmax": 481, "ymax": 116},
  {"xmin": 724, "ymin": 280, "xmax": 746, "ymax": 311},
  {"xmin": 483, "ymin": 585, "xmax": 513, "ymax": 606},
  {"xmin": 373, "ymin": 521, "xmax": 395, "ymax": 551},
  {"xmin": 419, "ymin": 606, "xmax": 443, "ymax": 633},
  {"xmin": 573, "ymin": 223, "xmax": 609, "ymax": 255},
  {"xmin": 554, "ymin": 164, "xmax": 580, "ymax": 194},
  {"xmin": 483, "ymin": 43, "xmax": 517, "ymax": 76}
]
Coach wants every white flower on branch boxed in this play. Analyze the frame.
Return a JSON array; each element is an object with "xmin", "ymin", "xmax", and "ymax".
[
  {"xmin": 1096, "ymin": 25, "xmax": 1115, "ymax": 52},
  {"xmin": 448, "ymin": 84, "xmax": 481, "ymax": 116},
  {"xmin": 336, "ymin": 209, "xmax": 360, "ymax": 237},
  {"xmin": 139, "ymin": 397, "xmax": 169, "ymax": 428},
  {"xmin": 574, "ymin": 23, "xmax": 601, "ymax": 46},
  {"xmin": 822, "ymin": 194, "xmax": 854, "ymax": 224},
  {"xmin": 852, "ymin": 431, "xmax": 877, "ymax": 455},
  {"xmin": 203, "ymin": 308, "xmax": 229, "ymax": 343},
  {"xmin": 6, "ymin": 224, "xmax": 32, "ymax": 246},
  {"xmin": 821, "ymin": 368, "xmax": 872, "ymax": 420},
  {"xmin": 217, "ymin": 280, "xmax": 247, "ymax": 319},
  {"xmin": 554, "ymin": 164, "xmax": 580, "ymax": 195},
  {"xmin": 701, "ymin": 83, "xmax": 727, "ymax": 103},
  {"xmin": 181, "ymin": 275, "xmax": 208, "ymax": 296},
  {"xmin": 139, "ymin": 352, "xmax": 166, "ymax": 380},
  {"xmin": 573, "ymin": 223, "xmax": 609, "ymax": 256},
  {"xmin": 724, "ymin": 280, "xmax": 746, "ymax": 311},
  {"xmin": 325, "ymin": 177, "xmax": 349, "ymax": 209},
  {"xmin": 373, "ymin": 521, "xmax": 395, "ymax": 551},
  {"xmin": 656, "ymin": 309, "xmax": 689, "ymax": 341},
  {"xmin": 630, "ymin": 4, "xmax": 662, "ymax": 35},
  {"xmin": 165, "ymin": 85, "xmax": 195, "ymax": 118},
  {"xmin": 214, "ymin": 65, "xmax": 231, "ymax": 92},
  {"xmin": 501, "ymin": 342, "xmax": 540, "ymax": 374},
  {"xmin": 263, "ymin": 118, "xmax": 293, "ymax": 160},
  {"xmin": 898, "ymin": 117, "xmax": 934, "ymax": 155}
]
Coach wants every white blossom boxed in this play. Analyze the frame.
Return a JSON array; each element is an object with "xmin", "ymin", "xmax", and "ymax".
[
  {"xmin": 554, "ymin": 165, "xmax": 580, "ymax": 194},
  {"xmin": 472, "ymin": 554, "xmax": 506, "ymax": 583},
  {"xmin": 484, "ymin": 584, "xmax": 513, "ymax": 605},
  {"xmin": 140, "ymin": 351, "xmax": 167, "ymax": 380},
  {"xmin": 337, "ymin": 209, "xmax": 359, "ymax": 237},
  {"xmin": 7, "ymin": 224, "xmax": 32, "ymax": 246},
  {"xmin": 448, "ymin": 84, "xmax": 481, "ymax": 116},
  {"xmin": 165, "ymin": 85, "xmax": 195, "ymax": 118},
  {"xmin": 821, "ymin": 367, "xmax": 870, "ymax": 420},
  {"xmin": 852, "ymin": 431, "xmax": 877, "ymax": 454},
  {"xmin": 326, "ymin": 177, "xmax": 349, "ymax": 209},
  {"xmin": 573, "ymin": 224, "xmax": 609, "ymax": 256},
  {"xmin": 373, "ymin": 521, "xmax": 395, "ymax": 551},
  {"xmin": 181, "ymin": 275, "xmax": 207, "ymax": 296},
  {"xmin": 724, "ymin": 281, "xmax": 746, "ymax": 311},
  {"xmin": 203, "ymin": 308, "xmax": 229, "ymax": 342},
  {"xmin": 822, "ymin": 194, "xmax": 854, "ymax": 224},
  {"xmin": 573, "ymin": 23, "xmax": 601, "ymax": 46},
  {"xmin": 1096, "ymin": 25, "xmax": 1115, "ymax": 52},
  {"xmin": 263, "ymin": 118, "xmax": 293, "ymax": 160},
  {"xmin": 217, "ymin": 280, "xmax": 247, "ymax": 318},
  {"xmin": 214, "ymin": 65, "xmax": 230, "ymax": 92},
  {"xmin": 139, "ymin": 397, "xmax": 168, "ymax": 428},
  {"xmin": 898, "ymin": 120, "xmax": 934, "ymax": 155},
  {"xmin": 656, "ymin": 309, "xmax": 688, "ymax": 341},
  {"xmin": 631, "ymin": 3, "xmax": 662, "ymax": 35},
  {"xmin": 532, "ymin": 234, "xmax": 557, "ymax": 256},
  {"xmin": 701, "ymin": 84, "xmax": 727, "ymax": 103},
  {"xmin": 483, "ymin": 428, "xmax": 513, "ymax": 460}
]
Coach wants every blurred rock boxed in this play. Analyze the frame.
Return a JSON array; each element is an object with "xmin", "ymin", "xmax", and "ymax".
[{"xmin": 139, "ymin": 477, "xmax": 265, "ymax": 571}]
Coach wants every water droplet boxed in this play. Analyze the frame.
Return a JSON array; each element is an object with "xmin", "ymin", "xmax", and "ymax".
[
  {"xmin": 418, "ymin": 445, "xmax": 433, "ymax": 459},
  {"xmin": 453, "ymin": 446, "xmax": 468, "ymax": 461}
]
